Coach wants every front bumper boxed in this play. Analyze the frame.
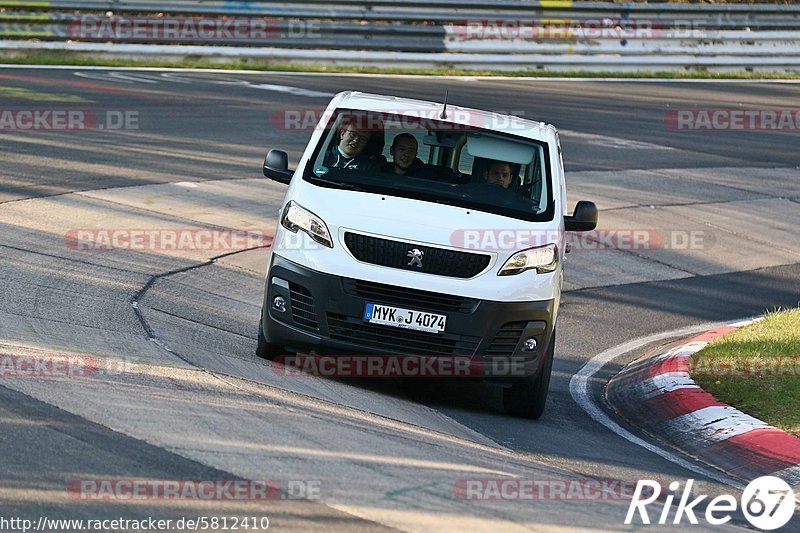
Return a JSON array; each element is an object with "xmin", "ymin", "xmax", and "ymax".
[{"xmin": 261, "ymin": 254, "xmax": 556, "ymax": 379}]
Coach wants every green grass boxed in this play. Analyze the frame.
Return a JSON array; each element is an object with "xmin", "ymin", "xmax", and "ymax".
[
  {"xmin": 3, "ymin": 51, "xmax": 800, "ymax": 79},
  {"xmin": 0, "ymin": 85, "xmax": 88, "ymax": 101},
  {"xmin": 691, "ymin": 308, "xmax": 800, "ymax": 437}
]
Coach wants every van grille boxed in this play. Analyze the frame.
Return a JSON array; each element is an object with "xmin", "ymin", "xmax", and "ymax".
[
  {"xmin": 327, "ymin": 313, "xmax": 480, "ymax": 356},
  {"xmin": 342, "ymin": 278, "xmax": 476, "ymax": 313},
  {"xmin": 343, "ymin": 232, "xmax": 491, "ymax": 279}
]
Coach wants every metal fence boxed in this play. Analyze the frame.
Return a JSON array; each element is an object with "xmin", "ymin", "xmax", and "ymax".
[{"xmin": 1, "ymin": 1, "xmax": 799, "ymax": 71}]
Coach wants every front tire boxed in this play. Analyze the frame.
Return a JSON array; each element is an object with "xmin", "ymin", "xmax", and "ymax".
[
  {"xmin": 256, "ymin": 310, "xmax": 283, "ymax": 360},
  {"xmin": 503, "ymin": 330, "xmax": 555, "ymax": 419}
]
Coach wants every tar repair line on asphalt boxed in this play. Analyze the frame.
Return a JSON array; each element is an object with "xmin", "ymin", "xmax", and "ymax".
[{"xmin": 569, "ymin": 319, "xmax": 762, "ymax": 490}]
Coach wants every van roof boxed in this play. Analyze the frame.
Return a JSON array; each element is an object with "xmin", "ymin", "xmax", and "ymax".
[{"xmin": 333, "ymin": 91, "xmax": 556, "ymax": 141}]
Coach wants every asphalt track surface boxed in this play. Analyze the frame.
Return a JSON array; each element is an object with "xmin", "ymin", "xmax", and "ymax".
[{"xmin": 1, "ymin": 68, "xmax": 799, "ymax": 531}]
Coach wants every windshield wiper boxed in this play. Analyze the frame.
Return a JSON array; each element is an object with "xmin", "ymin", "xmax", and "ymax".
[{"xmin": 306, "ymin": 175, "xmax": 359, "ymax": 190}]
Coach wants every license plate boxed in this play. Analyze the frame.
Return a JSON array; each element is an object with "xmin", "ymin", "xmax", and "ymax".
[{"xmin": 363, "ymin": 303, "xmax": 446, "ymax": 334}]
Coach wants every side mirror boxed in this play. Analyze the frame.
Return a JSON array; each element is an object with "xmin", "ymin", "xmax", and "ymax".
[
  {"xmin": 263, "ymin": 149, "xmax": 294, "ymax": 184},
  {"xmin": 565, "ymin": 201, "xmax": 598, "ymax": 232}
]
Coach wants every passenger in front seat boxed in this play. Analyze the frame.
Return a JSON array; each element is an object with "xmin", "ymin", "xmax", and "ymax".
[{"xmin": 381, "ymin": 133, "xmax": 444, "ymax": 179}]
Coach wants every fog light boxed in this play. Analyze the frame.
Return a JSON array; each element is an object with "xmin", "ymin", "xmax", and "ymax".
[
  {"xmin": 272, "ymin": 295, "xmax": 286, "ymax": 312},
  {"xmin": 523, "ymin": 337, "xmax": 538, "ymax": 351}
]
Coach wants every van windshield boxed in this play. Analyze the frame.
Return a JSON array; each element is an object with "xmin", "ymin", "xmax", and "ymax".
[{"xmin": 303, "ymin": 108, "xmax": 554, "ymax": 222}]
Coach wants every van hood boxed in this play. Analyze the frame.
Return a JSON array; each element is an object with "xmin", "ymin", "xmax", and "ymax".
[
  {"xmin": 290, "ymin": 184, "xmax": 557, "ymax": 253},
  {"xmin": 274, "ymin": 181, "xmax": 563, "ymax": 302}
]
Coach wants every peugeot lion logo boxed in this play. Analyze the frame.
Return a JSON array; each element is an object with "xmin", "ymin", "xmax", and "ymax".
[{"xmin": 407, "ymin": 248, "xmax": 424, "ymax": 268}]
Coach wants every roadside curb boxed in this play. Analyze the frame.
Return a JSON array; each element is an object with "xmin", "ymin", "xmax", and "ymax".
[{"xmin": 606, "ymin": 320, "xmax": 800, "ymax": 490}]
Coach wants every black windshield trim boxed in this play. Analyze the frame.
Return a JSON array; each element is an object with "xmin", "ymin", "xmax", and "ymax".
[{"xmin": 302, "ymin": 108, "xmax": 555, "ymax": 223}]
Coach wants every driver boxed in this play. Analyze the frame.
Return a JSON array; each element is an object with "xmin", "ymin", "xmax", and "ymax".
[{"xmin": 484, "ymin": 160, "xmax": 514, "ymax": 189}]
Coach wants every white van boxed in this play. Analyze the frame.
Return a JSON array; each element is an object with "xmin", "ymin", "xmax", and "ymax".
[{"xmin": 258, "ymin": 92, "xmax": 597, "ymax": 418}]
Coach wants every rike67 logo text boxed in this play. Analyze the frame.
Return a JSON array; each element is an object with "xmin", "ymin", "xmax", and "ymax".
[{"xmin": 626, "ymin": 477, "xmax": 796, "ymax": 530}]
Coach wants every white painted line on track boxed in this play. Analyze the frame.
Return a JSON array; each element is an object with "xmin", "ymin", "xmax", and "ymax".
[
  {"xmin": 249, "ymin": 83, "xmax": 332, "ymax": 97},
  {"xmin": 159, "ymin": 72, "xmax": 250, "ymax": 84},
  {"xmin": 106, "ymin": 71, "xmax": 161, "ymax": 84},
  {"xmin": 569, "ymin": 319, "xmax": 761, "ymax": 489},
  {"xmin": 74, "ymin": 69, "xmax": 333, "ymax": 97},
  {"xmin": 559, "ymin": 128, "xmax": 675, "ymax": 151},
  {"xmin": 71, "ymin": 71, "xmax": 132, "ymax": 83},
  {"xmin": 3, "ymin": 64, "xmax": 800, "ymax": 83}
]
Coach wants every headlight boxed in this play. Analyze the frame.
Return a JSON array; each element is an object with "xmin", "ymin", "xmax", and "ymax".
[
  {"xmin": 280, "ymin": 201, "xmax": 333, "ymax": 248},
  {"xmin": 498, "ymin": 243, "xmax": 557, "ymax": 276}
]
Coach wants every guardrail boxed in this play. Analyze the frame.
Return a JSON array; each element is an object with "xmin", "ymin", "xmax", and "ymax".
[
  {"xmin": 2, "ymin": 1, "xmax": 800, "ymax": 18},
  {"xmin": 1, "ymin": 1, "xmax": 799, "ymax": 72}
]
